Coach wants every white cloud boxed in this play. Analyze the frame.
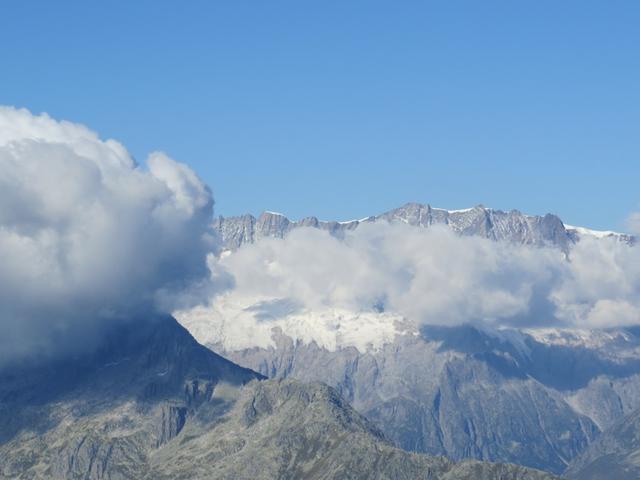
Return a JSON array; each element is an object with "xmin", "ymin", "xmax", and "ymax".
[
  {"xmin": 0, "ymin": 107, "xmax": 217, "ymax": 365},
  {"xmin": 626, "ymin": 211, "xmax": 640, "ymax": 236},
  {"xmin": 214, "ymin": 224, "xmax": 566, "ymax": 327},
  {"xmin": 551, "ymin": 236, "xmax": 640, "ymax": 328},
  {"xmin": 183, "ymin": 222, "xmax": 640, "ymax": 352}
]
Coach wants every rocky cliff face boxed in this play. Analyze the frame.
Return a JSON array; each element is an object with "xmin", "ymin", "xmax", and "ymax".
[
  {"xmin": 149, "ymin": 379, "xmax": 559, "ymax": 480},
  {"xmin": 0, "ymin": 316, "xmax": 558, "ymax": 480},
  {"xmin": 213, "ymin": 202, "xmax": 635, "ymax": 251}
]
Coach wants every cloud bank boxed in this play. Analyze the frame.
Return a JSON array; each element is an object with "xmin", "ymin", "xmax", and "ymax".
[
  {"xmin": 627, "ymin": 211, "xmax": 640, "ymax": 236},
  {"xmin": 0, "ymin": 107, "xmax": 217, "ymax": 365},
  {"xmin": 2, "ymin": 106, "xmax": 638, "ymax": 360},
  {"xmin": 194, "ymin": 222, "xmax": 640, "ymax": 350}
]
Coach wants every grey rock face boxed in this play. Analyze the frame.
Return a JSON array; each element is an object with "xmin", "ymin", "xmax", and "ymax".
[
  {"xmin": 213, "ymin": 210, "xmax": 361, "ymax": 250},
  {"xmin": 149, "ymin": 379, "xmax": 559, "ymax": 480},
  {"xmin": 0, "ymin": 316, "xmax": 557, "ymax": 480},
  {"xmin": 214, "ymin": 203, "xmax": 636, "ymax": 251},
  {"xmin": 214, "ymin": 203, "xmax": 632, "ymax": 251},
  {"xmin": 378, "ymin": 204, "xmax": 570, "ymax": 249},
  {"xmin": 217, "ymin": 325, "xmax": 640, "ymax": 474},
  {"xmin": 565, "ymin": 408, "xmax": 640, "ymax": 480},
  {"xmin": 212, "ymin": 213, "xmax": 257, "ymax": 249}
]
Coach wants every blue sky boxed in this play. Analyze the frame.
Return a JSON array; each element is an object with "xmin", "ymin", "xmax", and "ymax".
[{"xmin": 1, "ymin": 1, "xmax": 639, "ymax": 231}]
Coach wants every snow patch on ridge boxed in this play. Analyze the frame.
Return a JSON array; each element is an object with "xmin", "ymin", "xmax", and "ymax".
[
  {"xmin": 564, "ymin": 224, "xmax": 625, "ymax": 239},
  {"xmin": 436, "ymin": 207, "xmax": 476, "ymax": 214},
  {"xmin": 525, "ymin": 327, "xmax": 640, "ymax": 360}
]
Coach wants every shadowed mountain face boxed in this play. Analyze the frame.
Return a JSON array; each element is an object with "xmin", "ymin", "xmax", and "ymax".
[
  {"xmin": 0, "ymin": 316, "xmax": 262, "ymax": 478},
  {"xmin": 565, "ymin": 408, "xmax": 640, "ymax": 480},
  {"xmin": 213, "ymin": 203, "xmax": 635, "ymax": 251},
  {"xmin": 0, "ymin": 316, "xmax": 558, "ymax": 480},
  {"xmin": 0, "ymin": 316, "xmax": 260, "ymax": 413},
  {"xmin": 421, "ymin": 325, "xmax": 640, "ymax": 391}
]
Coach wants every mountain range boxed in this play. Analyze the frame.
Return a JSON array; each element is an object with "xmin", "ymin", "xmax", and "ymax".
[
  {"xmin": 181, "ymin": 203, "xmax": 640, "ymax": 478},
  {"xmin": 213, "ymin": 202, "xmax": 635, "ymax": 252},
  {"xmin": 189, "ymin": 320, "xmax": 640, "ymax": 476}
]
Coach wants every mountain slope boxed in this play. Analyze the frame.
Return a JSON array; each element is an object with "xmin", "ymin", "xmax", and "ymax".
[
  {"xmin": 202, "ymin": 324, "xmax": 640, "ymax": 474},
  {"xmin": 0, "ymin": 316, "xmax": 558, "ymax": 480},
  {"xmin": 565, "ymin": 407, "xmax": 640, "ymax": 479},
  {"xmin": 0, "ymin": 315, "xmax": 262, "ymax": 479}
]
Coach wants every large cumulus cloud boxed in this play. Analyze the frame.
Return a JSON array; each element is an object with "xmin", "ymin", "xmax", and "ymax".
[
  {"xmin": 0, "ymin": 107, "xmax": 217, "ymax": 365},
  {"xmin": 207, "ymin": 222, "xmax": 640, "ymax": 333}
]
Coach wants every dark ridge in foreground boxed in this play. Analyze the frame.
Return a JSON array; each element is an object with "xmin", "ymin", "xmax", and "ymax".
[{"xmin": 0, "ymin": 316, "xmax": 558, "ymax": 479}]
